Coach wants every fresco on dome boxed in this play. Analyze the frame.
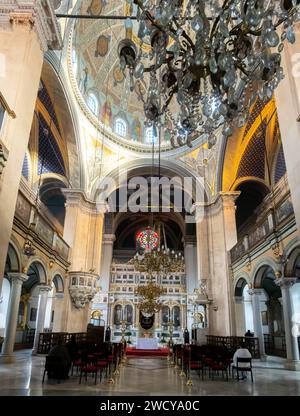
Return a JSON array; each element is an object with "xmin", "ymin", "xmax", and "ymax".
[
  {"xmin": 87, "ymin": 0, "xmax": 104, "ymax": 16},
  {"xmin": 113, "ymin": 65, "xmax": 124, "ymax": 85},
  {"xmin": 132, "ymin": 117, "xmax": 142, "ymax": 142},
  {"xmin": 164, "ymin": 120, "xmax": 173, "ymax": 142},
  {"xmin": 101, "ymin": 99, "xmax": 113, "ymax": 126},
  {"xmin": 78, "ymin": 67, "xmax": 90, "ymax": 95},
  {"xmin": 70, "ymin": 0, "xmax": 183, "ymax": 151},
  {"xmin": 95, "ymin": 35, "xmax": 110, "ymax": 57}
]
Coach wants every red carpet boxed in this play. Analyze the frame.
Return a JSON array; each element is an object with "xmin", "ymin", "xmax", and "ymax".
[{"xmin": 126, "ymin": 347, "xmax": 169, "ymax": 357}]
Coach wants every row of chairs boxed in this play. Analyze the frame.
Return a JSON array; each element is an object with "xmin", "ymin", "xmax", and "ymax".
[
  {"xmin": 172, "ymin": 344, "xmax": 253, "ymax": 382},
  {"xmin": 43, "ymin": 342, "xmax": 126, "ymax": 385}
]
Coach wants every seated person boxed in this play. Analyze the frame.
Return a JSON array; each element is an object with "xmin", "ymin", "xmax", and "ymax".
[
  {"xmin": 66, "ymin": 335, "xmax": 79, "ymax": 361},
  {"xmin": 232, "ymin": 342, "xmax": 252, "ymax": 380},
  {"xmin": 48, "ymin": 338, "xmax": 71, "ymax": 379},
  {"xmin": 245, "ymin": 329, "xmax": 254, "ymax": 337}
]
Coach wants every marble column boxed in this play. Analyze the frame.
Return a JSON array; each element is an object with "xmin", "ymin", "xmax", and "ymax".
[
  {"xmin": 32, "ymin": 285, "xmax": 52, "ymax": 354},
  {"xmin": 0, "ymin": 273, "xmax": 27, "ymax": 362},
  {"xmin": 62, "ymin": 190, "xmax": 105, "ymax": 333},
  {"xmin": 100, "ymin": 234, "xmax": 115, "ymax": 293},
  {"xmin": 184, "ymin": 236, "xmax": 198, "ymax": 296},
  {"xmin": 52, "ymin": 293, "xmax": 64, "ymax": 332},
  {"xmin": 274, "ymin": 29, "xmax": 300, "ymax": 242},
  {"xmin": 0, "ymin": 2, "xmax": 62, "ymax": 292},
  {"xmin": 195, "ymin": 193, "xmax": 239, "ymax": 336},
  {"xmin": 234, "ymin": 296, "xmax": 246, "ymax": 337},
  {"xmin": 248, "ymin": 289, "xmax": 266, "ymax": 358},
  {"xmin": 276, "ymin": 278, "xmax": 300, "ymax": 371}
]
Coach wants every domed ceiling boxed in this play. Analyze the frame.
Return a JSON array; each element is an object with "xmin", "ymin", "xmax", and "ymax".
[{"xmin": 69, "ymin": 0, "xmax": 181, "ymax": 152}]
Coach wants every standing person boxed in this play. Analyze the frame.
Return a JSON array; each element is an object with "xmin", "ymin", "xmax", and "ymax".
[{"xmin": 232, "ymin": 342, "xmax": 252, "ymax": 380}]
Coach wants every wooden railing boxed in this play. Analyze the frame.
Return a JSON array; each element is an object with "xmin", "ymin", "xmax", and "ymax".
[
  {"xmin": 206, "ymin": 335, "xmax": 260, "ymax": 359},
  {"xmin": 230, "ymin": 192, "xmax": 295, "ymax": 264},
  {"xmin": 37, "ymin": 327, "xmax": 105, "ymax": 354},
  {"xmin": 264, "ymin": 334, "xmax": 287, "ymax": 358},
  {"xmin": 37, "ymin": 332, "xmax": 87, "ymax": 354}
]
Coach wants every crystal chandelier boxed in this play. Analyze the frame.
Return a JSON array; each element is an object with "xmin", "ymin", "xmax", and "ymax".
[
  {"xmin": 132, "ymin": 245, "xmax": 185, "ymax": 276},
  {"xmin": 130, "ymin": 222, "xmax": 185, "ymax": 315},
  {"xmin": 135, "ymin": 280, "xmax": 166, "ymax": 315},
  {"xmin": 132, "ymin": 246, "xmax": 184, "ymax": 315},
  {"xmin": 120, "ymin": 0, "xmax": 300, "ymax": 148}
]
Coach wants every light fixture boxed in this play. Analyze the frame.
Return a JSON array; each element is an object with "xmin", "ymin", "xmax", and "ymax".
[
  {"xmin": 131, "ymin": 222, "xmax": 185, "ymax": 316},
  {"xmin": 23, "ymin": 240, "xmax": 36, "ymax": 257},
  {"xmin": 120, "ymin": 0, "xmax": 300, "ymax": 148}
]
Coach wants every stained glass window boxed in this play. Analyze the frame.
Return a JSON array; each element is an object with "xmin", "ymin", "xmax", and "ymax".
[{"xmin": 136, "ymin": 227, "xmax": 159, "ymax": 251}]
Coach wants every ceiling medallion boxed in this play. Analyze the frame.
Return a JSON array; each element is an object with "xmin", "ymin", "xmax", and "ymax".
[{"xmin": 119, "ymin": 0, "xmax": 300, "ymax": 149}]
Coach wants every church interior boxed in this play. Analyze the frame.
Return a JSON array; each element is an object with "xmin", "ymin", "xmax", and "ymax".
[{"xmin": 0, "ymin": 0, "xmax": 300, "ymax": 397}]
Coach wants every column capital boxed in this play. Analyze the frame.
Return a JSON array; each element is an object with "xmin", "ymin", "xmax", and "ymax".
[
  {"xmin": 184, "ymin": 235, "xmax": 197, "ymax": 246},
  {"xmin": 55, "ymin": 293, "xmax": 64, "ymax": 300},
  {"xmin": 219, "ymin": 191, "xmax": 241, "ymax": 209},
  {"xmin": 7, "ymin": 272, "xmax": 28, "ymax": 285},
  {"xmin": 248, "ymin": 288, "xmax": 264, "ymax": 296},
  {"xmin": 63, "ymin": 189, "xmax": 107, "ymax": 215},
  {"xmin": 275, "ymin": 277, "xmax": 297, "ymax": 289},
  {"xmin": 234, "ymin": 296, "xmax": 244, "ymax": 304},
  {"xmin": 0, "ymin": 0, "xmax": 62, "ymax": 52},
  {"xmin": 34, "ymin": 285, "xmax": 52, "ymax": 294},
  {"xmin": 103, "ymin": 234, "xmax": 116, "ymax": 244}
]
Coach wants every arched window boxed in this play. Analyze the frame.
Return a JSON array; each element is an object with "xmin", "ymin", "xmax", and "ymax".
[
  {"xmin": 113, "ymin": 304, "xmax": 122, "ymax": 326},
  {"xmin": 161, "ymin": 305, "xmax": 170, "ymax": 326},
  {"xmin": 114, "ymin": 118, "xmax": 127, "ymax": 137},
  {"xmin": 145, "ymin": 127, "xmax": 157, "ymax": 144},
  {"xmin": 124, "ymin": 304, "xmax": 133, "ymax": 325},
  {"xmin": 72, "ymin": 49, "xmax": 78, "ymax": 77},
  {"xmin": 173, "ymin": 306, "xmax": 181, "ymax": 329},
  {"xmin": 87, "ymin": 92, "xmax": 98, "ymax": 115}
]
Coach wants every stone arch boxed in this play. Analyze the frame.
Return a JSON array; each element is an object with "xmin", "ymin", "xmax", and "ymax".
[
  {"xmin": 43, "ymin": 52, "xmax": 83, "ymax": 189},
  {"xmin": 232, "ymin": 178, "xmax": 270, "ymax": 231},
  {"xmin": 90, "ymin": 158, "xmax": 208, "ymax": 203},
  {"xmin": 251, "ymin": 258, "xmax": 279, "ymax": 288},
  {"xmin": 284, "ymin": 242, "xmax": 300, "ymax": 278},
  {"xmin": 6, "ymin": 242, "xmax": 21, "ymax": 273},
  {"xmin": 26, "ymin": 259, "xmax": 48, "ymax": 285},
  {"xmin": 234, "ymin": 277, "xmax": 249, "ymax": 297},
  {"xmin": 52, "ymin": 273, "xmax": 64, "ymax": 294}
]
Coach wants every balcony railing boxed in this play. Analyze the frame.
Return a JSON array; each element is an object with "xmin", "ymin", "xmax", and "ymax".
[
  {"xmin": 231, "ymin": 194, "xmax": 295, "ymax": 264},
  {"xmin": 14, "ymin": 190, "xmax": 69, "ymax": 261}
]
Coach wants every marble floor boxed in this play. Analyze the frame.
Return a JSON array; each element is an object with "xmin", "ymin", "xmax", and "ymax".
[{"xmin": 0, "ymin": 350, "xmax": 300, "ymax": 396}]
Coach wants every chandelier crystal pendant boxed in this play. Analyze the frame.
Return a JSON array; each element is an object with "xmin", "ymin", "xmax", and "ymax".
[{"xmin": 120, "ymin": 0, "xmax": 300, "ymax": 148}]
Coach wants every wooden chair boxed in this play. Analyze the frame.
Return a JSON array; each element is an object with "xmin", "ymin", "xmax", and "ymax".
[
  {"xmin": 79, "ymin": 363, "xmax": 99, "ymax": 385},
  {"xmin": 232, "ymin": 357, "xmax": 253, "ymax": 382},
  {"xmin": 209, "ymin": 358, "xmax": 229, "ymax": 381}
]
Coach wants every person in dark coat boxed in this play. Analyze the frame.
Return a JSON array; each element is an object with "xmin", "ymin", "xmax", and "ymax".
[
  {"xmin": 48, "ymin": 338, "xmax": 71, "ymax": 379},
  {"xmin": 66, "ymin": 335, "xmax": 79, "ymax": 361}
]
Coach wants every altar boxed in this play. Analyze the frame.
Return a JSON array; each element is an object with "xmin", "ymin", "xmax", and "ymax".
[{"xmin": 136, "ymin": 338, "xmax": 159, "ymax": 350}]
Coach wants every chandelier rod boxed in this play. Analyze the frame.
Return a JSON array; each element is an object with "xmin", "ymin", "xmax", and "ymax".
[
  {"xmin": 55, "ymin": 14, "xmax": 218, "ymax": 21},
  {"xmin": 55, "ymin": 14, "xmax": 138, "ymax": 20}
]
